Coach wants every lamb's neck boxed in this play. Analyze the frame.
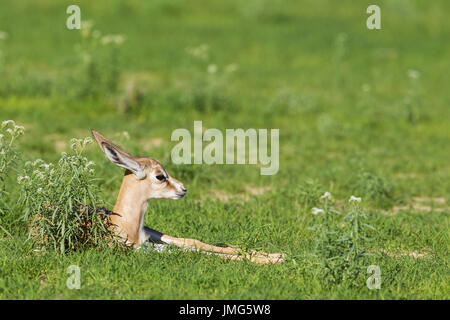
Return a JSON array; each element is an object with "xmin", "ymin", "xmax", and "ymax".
[{"xmin": 111, "ymin": 181, "xmax": 149, "ymax": 247}]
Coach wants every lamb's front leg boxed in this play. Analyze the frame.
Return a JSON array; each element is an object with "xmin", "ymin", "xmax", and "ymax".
[{"xmin": 142, "ymin": 226, "xmax": 285, "ymax": 264}]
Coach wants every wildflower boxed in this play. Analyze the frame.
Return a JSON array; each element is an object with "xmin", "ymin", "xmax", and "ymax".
[
  {"xmin": 207, "ymin": 64, "xmax": 217, "ymax": 74},
  {"xmin": 101, "ymin": 34, "xmax": 125, "ymax": 46},
  {"xmin": 32, "ymin": 159, "xmax": 44, "ymax": 167},
  {"xmin": 0, "ymin": 133, "xmax": 3, "ymax": 142},
  {"xmin": 33, "ymin": 170, "xmax": 45, "ymax": 179},
  {"xmin": 225, "ymin": 63, "xmax": 238, "ymax": 73},
  {"xmin": 37, "ymin": 188, "xmax": 43, "ymax": 193},
  {"xmin": 70, "ymin": 138, "xmax": 82, "ymax": 150},
  {"xmin": 83, "ymin": 137, "xmax": 93, "ymax": 145},
  {"xmin": 80, "ymin": 20, "xmax": 93, "ymax": 39},
  {"xmin": 0, "ymin": 31, "xmax": 8, "ymax": 40},
  {"xmin": 1, "ymin": 120, "xmax": 15, "ymax": 128},
  {"xmin": 17, "ymin": 175, "xmax": 30, "ymax": 184},
  {"xmin": 85, "ymin": 161, "xmax": 95, "ymax": 169},
  {"xmin": 362, "ymin": 84, "xmax": 370, "ymax": 92},
  {"xmin": 407, "ymin": 69, "xmax": 420, "ymax": 79},
  {"xmin": 186, "ymin": 44, "xmax": 209, "ymax": 60},
  {"xmin": 335, "ymin": 33, "xmax": 348, "ymax": 45},
  {"xmin": 113, "ymin": 35, "xmax": 125, "ymax": 45},
  {"xmin": 312, "ymin": 207, "xmax": 324, "ymax": 215},
  {"xmin": 40, "ymin": 163, "xmax": 50, "ymax": 171},
  {"xmin": 349, "ymin": 195, "xmax": 362, "ymax": 203},
  {"xmin": 320, "ymin": 191, "xmax": 332, "ymax": 200}
]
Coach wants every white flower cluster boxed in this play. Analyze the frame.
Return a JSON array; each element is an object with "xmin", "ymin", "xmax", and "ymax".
[
  {"xmin": 407, "ymin": 69, "xmax": 420, "ymax": 80},
  {"xmin": 101, "ymin": 34, "xmax": 126, "ymax": 46},
  {"xmin": 80, "ymin": 20, "xmax": 94, "ymax": 39},
  {"xmin": 348, "ymin": 195, "xmax": 361, "ymax": 203},
  {"xmin": 17, "ymin": 175, "xmax": 31, "ymax": 185},
  {"xmin": 70, "ymin": 137, "xmax": 93, "ymax": 154},
  {"xmin": 186, "ymin": 44, "xmax": 209, "ymax": 60},
  {"xmin": 79, "ymin": 20, "xmax": 125, "ymax": 46},
  {"xmin": 0, "ymin": 30, "xmax": 8, "ymax": 41},
  {"xmin": 311, "ymin": 193, "xmax": 363, "ymax": 215},
  {"xmin": 1, "ymin": 120, "xmax": 25, "ymax": 140},
  {"xmin": 18, "ymin": 137, "xmax": 97, "ymax": 191}
]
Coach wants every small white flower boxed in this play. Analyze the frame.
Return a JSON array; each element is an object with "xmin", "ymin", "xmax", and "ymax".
[
  {"xmin": 0, "ymin": 133, "xmax": 3, "ymax": 141},
  {"xmin": 349, "ymin": 195, "xmax": 362, "ymax": 203},
  {"xmin": 85, "ymin": 161, "xmax": 95, "ymax": 169},
  {"xmin": 120, "ymin": 131, "xmax": 130, "ymax": 140},
  {"xmin": 407, "ymin": 69, "xmax": 420, "ymax": 79},
  {"xmin": 33, "ymin": 170, "xmax": 45, "ymax": 179},
  {"xmin": 83, "ymin": 137, "xmax": 93, "ymax": 145},
  {"xmin": 32, "ymin": 159, "xmax": 44, "ymax": 167},
  {"xmin": 17, "ymin": 175, "xmax": 30, "ymax": 184},
  {"xmin": 40, "ymin": 163, "xmax": 50, "ymax": 171},
  {"xmin": 1, "ymin": 120, "xmax": 15, "ymax": 128},
  {"xmin": 37, "ymin": 188, "xmax": 43, "ymax": 193},
  {"xmin": 0, "ymin": 31, "xmax": 8, "ymax": 40},
  {"xmin": 80, "ymin": 20, "xmax": 93, "ymax": 39},
  {"xmin": 186, "ymin": 44, "xmax": 209, "ymax": 60},
  {"xmin": 12, "ymin": 125, "xmax": 25, "ymax": 136},
  {"xmin": 101, "ymin": 34, "xmax": 125, "ymax": 46},
  {"xmin": 113, "ymin": 34, "xmax": 125, "ymax": 45},
  {"xmin": 312, "ymin": 207, "xmax": 324, "ymax": 215},
  {"xmin": 320, "ymin": 191, "xmax": 332, "ymax": 200},
  {"xmin": 225, "ymin": 63, "xmax": 238, "ymax": 73},
  {"xmin": 207, "ymin": 64, "xmax": 217, "ymax": 74},
  {"xmin": 70, "ymin": 138, "xmax": 82, "ymax": 149},
  {"xmin": 362, "ymin": 84, "xmax": 370, "ymax": 92}
]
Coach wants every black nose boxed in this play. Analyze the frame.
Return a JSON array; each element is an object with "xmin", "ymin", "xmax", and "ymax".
[{"xmin": 181, "ymin": 186, "xmax": 187, "ymax": 192}]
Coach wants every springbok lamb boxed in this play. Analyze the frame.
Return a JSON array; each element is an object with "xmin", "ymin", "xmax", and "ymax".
[{"xmin": 91, "ymin": 130, "xmax": 284, "ymax": 264}]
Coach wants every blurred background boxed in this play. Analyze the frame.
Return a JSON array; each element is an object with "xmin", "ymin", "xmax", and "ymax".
[
  {"xmin": 0, "ymin": 0, "xmax": 449, "ymax": 205},
  {"xmin": 0, "ymin": 0, "xmax": 449, "ymax": 299}
]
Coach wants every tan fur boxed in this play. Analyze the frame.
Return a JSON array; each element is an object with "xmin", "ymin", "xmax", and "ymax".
[{"xmin": 92, "ymin": 130, "xmax": 284, "ymax": 264}]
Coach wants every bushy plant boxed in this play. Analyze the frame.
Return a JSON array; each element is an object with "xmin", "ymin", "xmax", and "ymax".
[
  {"xmin": 182, "ymin": 44, "xmax": 237, "ymax": 112},
  {"xmin": 0, "ymin": 120, "xmax": 25, "ymax": 217},
  {"xmin": 62, "ymin": 21, "xmax": 125, "ymax": 98},
  {"xmin": 18, "ymin": 136, "xmax": 120, "ymax": 254},
  {"xmin": 311, "ymin": 194, "xmax": 376, "ymax": 288},
  {"xmin": 355, "ymin": 171, "xmax": 393, "ymax": 207}
]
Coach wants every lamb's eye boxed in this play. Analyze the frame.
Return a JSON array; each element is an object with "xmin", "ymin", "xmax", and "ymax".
[{"xmin": 156, "ymin": 174, "xmax": 166, "ymax": 181}]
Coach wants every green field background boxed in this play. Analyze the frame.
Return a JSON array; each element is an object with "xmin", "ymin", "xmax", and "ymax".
[{"xmin": 0, "ymin": 0, "xmax": 448, "ymax": 299}]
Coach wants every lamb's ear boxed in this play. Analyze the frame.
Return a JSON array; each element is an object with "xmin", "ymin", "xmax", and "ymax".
[{"xmin": 91, "ymin": 130, "xmax": 146, "ymax": 179}]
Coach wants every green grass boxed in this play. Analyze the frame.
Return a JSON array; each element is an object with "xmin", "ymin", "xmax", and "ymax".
[{"xmin": 0, "ymin": 0, "xmax": 449, "ymax": 299}]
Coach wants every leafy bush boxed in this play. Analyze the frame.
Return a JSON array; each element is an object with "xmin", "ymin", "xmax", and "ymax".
[
  {"xmin": 56, "ymin": 21, "xmax": 125, "ymax": 99},
  {"xmin": 311, "ymin": 194, "xmax": 376, "ymax": 287},
  {"xmin": 0, "ymin": 120, "xmax": 24, "ymax": 217},
  {"xmin": 355, "ymin": 171, "xmax": 394, "ymax": 207},
  {"xmin": 18, "ymin": 136, "xmax": 119, "ymax": 254}
]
